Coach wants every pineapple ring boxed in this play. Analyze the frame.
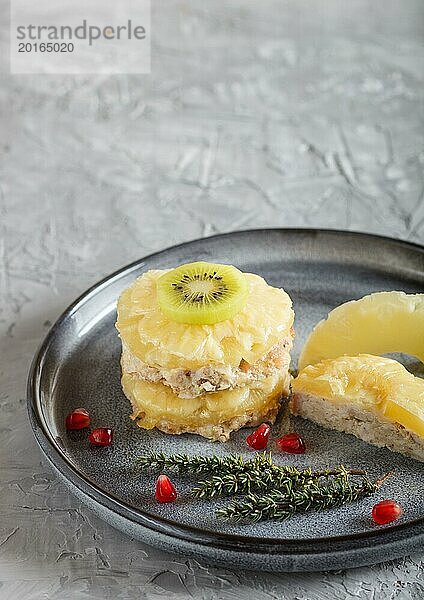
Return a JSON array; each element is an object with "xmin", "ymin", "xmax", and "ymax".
[
  {"xmin": 122, "ymin": 371, "xmax": 288, "ymax": 435},
  {"xmin": 116, "ymin": 270, "xmax": 294, "ymax": 370},
  {"xmin": 298, "ymin": 291, "xmax": 424, "ymax": 370}
]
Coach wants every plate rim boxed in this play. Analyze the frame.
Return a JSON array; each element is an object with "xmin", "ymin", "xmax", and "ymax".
[{"xmin": 27, "ymin": 227, "xmax": 424, "ymax": 555}]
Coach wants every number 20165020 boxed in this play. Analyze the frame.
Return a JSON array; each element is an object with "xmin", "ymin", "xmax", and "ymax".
[{"xmin": 18, "ymin": 42, "xmax": 74, "ymax": 53}]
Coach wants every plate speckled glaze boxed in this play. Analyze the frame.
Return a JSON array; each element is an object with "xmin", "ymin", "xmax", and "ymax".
[{"xmin": 28, "ymin": 229, "xmax": 424, "ymax": 572}]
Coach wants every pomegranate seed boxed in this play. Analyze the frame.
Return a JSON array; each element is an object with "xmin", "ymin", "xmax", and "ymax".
[
  {"xmin": 276, "ymin": 432, "xmax": 306, "ymax": 454},
  {"xmin": 372, "ymin": 500, "xmax": 403, "ymax": 525},
  {"xmin": 155, "ymin": 474, "xmax": 177, "ymax": 503},
  {"xmin": 89, "ymin": 428, "xmax": 113, "ymax": 447},
  {"xmin": 246, "ymin": 423, "xmax": 271, "ymax": 450},
  {"xmin": 65, "ymin": 408, "xmax": 90, "ymax": 430}
]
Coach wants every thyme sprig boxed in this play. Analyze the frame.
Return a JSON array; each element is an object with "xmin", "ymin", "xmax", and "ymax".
[
  {"xmin": 216, "ymin": 472, "xmax": 391, "ymax": 522},
  {"xmin": 135, "ymin": 451, "xmax": 274, "ymax": 476},
  {"xmin": 190, "ymin": 465, "xmax": 359, "ymax": 499}
]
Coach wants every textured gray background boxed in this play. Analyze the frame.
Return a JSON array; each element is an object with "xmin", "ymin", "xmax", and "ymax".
[{"xmin": 1, "ymin": 0, "xmax": 423, "ymax": 598}]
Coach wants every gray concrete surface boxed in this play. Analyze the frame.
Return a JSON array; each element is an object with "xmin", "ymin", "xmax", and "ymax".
[{"xmin": 0, "ymin": 1, "xmax": 423, "ymax": 598}]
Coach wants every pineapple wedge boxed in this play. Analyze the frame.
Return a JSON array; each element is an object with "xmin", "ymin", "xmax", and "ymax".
[
  {"xmin": 298, "ymin": 291, "xmax": 424, "ymax": 370},
  {"xmin": 117, "ymin": 269, "xmax": 294, "ymax": 370},
  {"xmin": 291, "ymin": 354, "xmax": 424, "ymax": 461}
]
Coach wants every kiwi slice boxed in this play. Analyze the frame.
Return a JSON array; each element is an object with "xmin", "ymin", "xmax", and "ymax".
[{"xmin": 156, "ymin": 262, "xmax": 249, "ymax": 325}]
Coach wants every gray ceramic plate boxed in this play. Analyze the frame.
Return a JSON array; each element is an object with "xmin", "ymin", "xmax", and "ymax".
[{"xmin": 28, "ymin": 229, "xmax": 424, "ymax": 572}]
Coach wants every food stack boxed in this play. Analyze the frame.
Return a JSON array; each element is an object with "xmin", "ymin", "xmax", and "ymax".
[{"xmin": 116, "ymin": 262, "xmax": 294, "ymax": 441}]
